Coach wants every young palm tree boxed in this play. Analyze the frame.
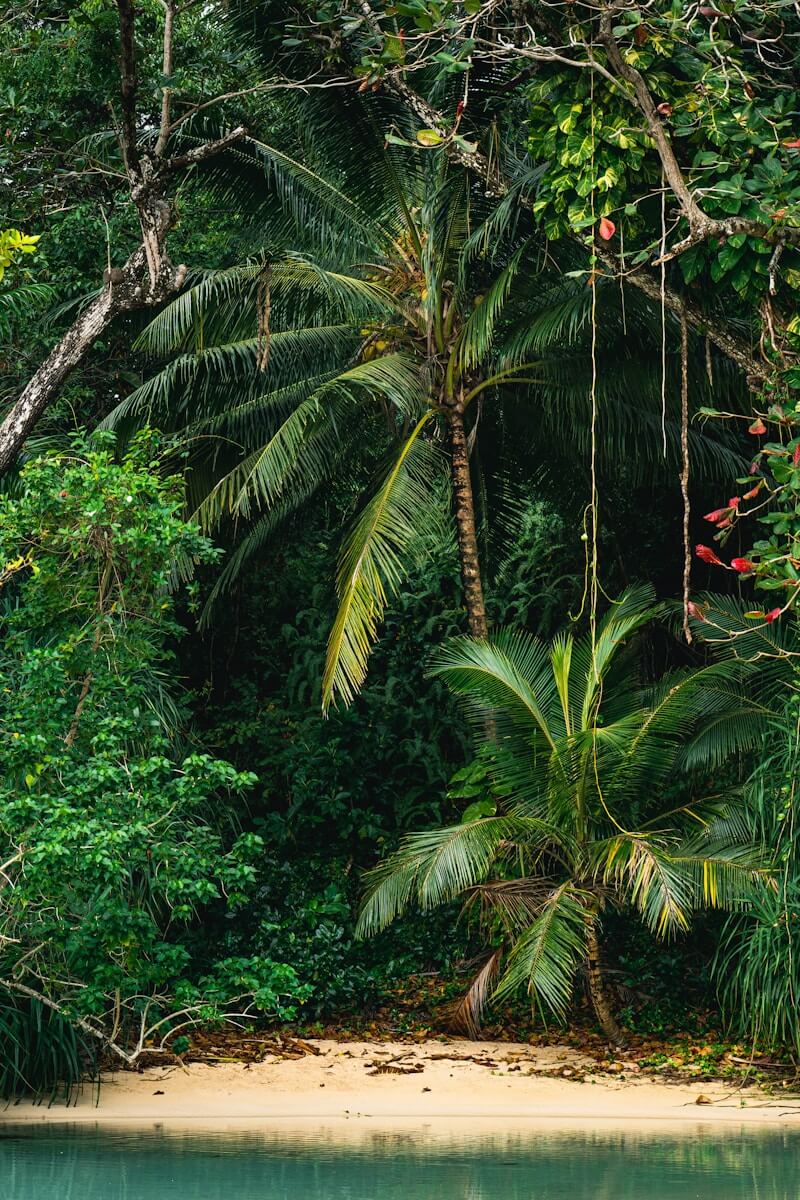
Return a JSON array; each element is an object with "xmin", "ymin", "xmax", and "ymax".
[{"xmin": 357, "ymin": 586, "xmax": 771, "ymax": 1043}]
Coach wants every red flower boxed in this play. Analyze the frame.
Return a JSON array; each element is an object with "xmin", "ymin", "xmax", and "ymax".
[
  {"xmin": 703, "ymin": 507, "xmax": 728, "ymax": 523},
  {"xmin": 793, "ymin": 443, "xmax": 800, "ymax": 465},
  {"xmin": 748, "ymin": 418, "xmax": 767, "ymax": 435},
  {"xmin": 695, "ymin": 544, "xmax": 724, "ymax": 566},
  {"xmin": 765, "ymin": 608, "xmax": 782, "ymax": 624},
  {"xmin": 598, "ymin": 217, "xmax": 616, "ymax": 241},
  {"xmin": 731, "ymin": 557, "xmax": 756, "ymax": 573},
  {"xmin": 656, "ymin": 102, "xmax": 673, "ymax": 116}
]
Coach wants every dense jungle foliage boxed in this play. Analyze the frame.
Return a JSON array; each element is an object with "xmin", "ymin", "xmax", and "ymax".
[{"xmin": 2, "ymin": 0, "xmax": 800, "ymax": 1097}]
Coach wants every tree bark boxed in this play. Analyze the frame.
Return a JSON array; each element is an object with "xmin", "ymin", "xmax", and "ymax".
[
  {"xmin": 0, "ymin": 245, "xmax": 187, "ymax": 475},
  {"xmin": 0, "ymin": 289, "xmax": 117, "ymax": 473},
  {"xmin": 584, "ymin": 915, "xmax": 625, "ymax": 1046},
  {"xmin": 446, "ymin": 395, "xmax": 488, "ymax": 639}
]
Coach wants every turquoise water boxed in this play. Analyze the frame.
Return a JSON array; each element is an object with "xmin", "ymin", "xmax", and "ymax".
[{"xmin": 1, "ymin": 1123, "xmax": 798, "ymax": 1198}]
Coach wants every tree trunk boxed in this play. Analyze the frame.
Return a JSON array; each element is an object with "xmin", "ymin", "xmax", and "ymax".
[
  {"xmin": 446, "ymin": 396, "xmax": 489, "ymax": 639},
  {"xmin": 584, "ymin": 916, "xmax": 625, "ymax": 1046},
  {"xmin": 0, "ymin": 288, "xmax": 118, "ymax": 474},
  {"xmin": 0, "ymin": 243, "xmax": 187, "ymax": 475}
]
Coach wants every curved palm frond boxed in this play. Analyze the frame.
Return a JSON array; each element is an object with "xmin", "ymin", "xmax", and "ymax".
[
  {"xmin": 356, "ymin": 814, "xmax": 560, "ymax": 937},
  {"xmin": 323, "ymin": 413, "xmax": 444, "ymax": 711},
  {"xmin": 493, "ymin": 883, "xmax": 588, "ymax": 1019},
  {"xmin": 428, "ymin": 629, "xmax": 561, "ymax": 749}
]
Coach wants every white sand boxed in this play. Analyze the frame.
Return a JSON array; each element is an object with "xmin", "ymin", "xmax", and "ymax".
[{"xmin": 3, "ymin": 1039, "xmax": 797, "ymax": 1128}]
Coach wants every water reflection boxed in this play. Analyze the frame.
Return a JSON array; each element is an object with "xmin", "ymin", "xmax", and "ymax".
[{"xmin": 0, "ymin": 1123, "xmax": 798, "ymax": 1199}]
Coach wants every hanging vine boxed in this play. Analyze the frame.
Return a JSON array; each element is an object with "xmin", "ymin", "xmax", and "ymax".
[{"xmin": 679, "ymin": 308, "xmax": 692, "ymax": 644}]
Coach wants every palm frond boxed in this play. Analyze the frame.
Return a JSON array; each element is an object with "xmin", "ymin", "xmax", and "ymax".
[
  {"xmin": 323, "ymin": 414, "xmax": 443, "ymax": 711},
  {"xmin": 428, "ymin": 629, "xmax": 561, "ymax": 749},
  {"xmin": 494, "ymin": 883, "xmax": 588, "ymax": 1019},
  {"xmin": 356, "ymin": 816, "xmax": 528, "ymax": 936}
]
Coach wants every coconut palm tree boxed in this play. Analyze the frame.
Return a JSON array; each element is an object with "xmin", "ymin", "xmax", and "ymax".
[
  {"xmin": 357, "ymin": 586, "xmax": 771, "ymax": 1043},
  {"xmin": 106, "ymin": 96, "xmax": 748, "ymax": 712}
]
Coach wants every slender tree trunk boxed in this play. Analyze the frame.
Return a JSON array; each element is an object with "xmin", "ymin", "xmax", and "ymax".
[
  {"xmin": 584, "ymin": 916, "xmax": 625, "ymax": 1045},
  {"xmin": 446, "ymin": 395, "xmax": 489, "ymax": 639}
]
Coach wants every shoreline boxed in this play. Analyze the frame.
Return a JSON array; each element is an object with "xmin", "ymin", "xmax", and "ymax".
[{"xmin": 3, "ymin": 1039, "xmax": 799, "ymax": 1128}]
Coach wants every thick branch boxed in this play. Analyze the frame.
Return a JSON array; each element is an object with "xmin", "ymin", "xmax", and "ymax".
[
  {"xmin": 164, "ymin": 125, "xmax": 247, "ymax": 173},
  {"xmin": 597, "ymin": 9, "xmax": 800, "ymax": 264},
  {"xmin": 596, "ymin": 247, "xmax": 766, "ymax": 385},
  {"xmin": 598, "ymin": 10, "xmax": 703, "ymax": 227},
  {"xmin": 0, "ymin": 246, "xmax": 186, "ymax": 474}
]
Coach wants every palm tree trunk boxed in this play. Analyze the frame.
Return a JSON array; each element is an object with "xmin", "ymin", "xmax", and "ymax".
[
  {"xmin": 446, "ymin": 396, "xmax": 488, "ymax": 639},
  {"xmin": 584, "ymin": 916, "xmax": 625, "ymax": 1045}
]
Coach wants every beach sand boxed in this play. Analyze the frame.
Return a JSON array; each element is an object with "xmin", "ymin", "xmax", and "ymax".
[{"xmin": 3, "ymin": 1039, "xmax": 798, "ymax": 1127}]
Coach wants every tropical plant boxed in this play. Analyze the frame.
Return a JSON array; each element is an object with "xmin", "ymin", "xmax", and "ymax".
[
  {"xmin": 0, "ymin": 432, "xmax": 308, "ymax": 1070},
  {"xmin": 715, "ymin": 687, "xmax": 800, "ymax": 1056},
  {"xmin": 109, "ymin": 93, "xmax": 747, "ymax": 712},
  {"xmin": 357, "ymin": 585, "xmax": 771, "ymax": 1043},
  {"xmin": 0, "ymin": 992, "xmax": 96, "ymax": 1104}
]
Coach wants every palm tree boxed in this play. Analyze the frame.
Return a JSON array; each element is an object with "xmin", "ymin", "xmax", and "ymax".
[
  {"xmin": 357, "ymin": 586, "xmax": 771, "ymax": 1043},
  {"xmin": 107, "ymin": 96, "xmax": 749, "ymax": 712}
]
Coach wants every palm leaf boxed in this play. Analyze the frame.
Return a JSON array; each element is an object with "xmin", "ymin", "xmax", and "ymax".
[
  {"xmin": 493, "ymin": 883, "xmax": 588, "ymax": 1019},
  {"xmin": 322, "ymin": 413, "xmax": 443, "ymax": 711}
]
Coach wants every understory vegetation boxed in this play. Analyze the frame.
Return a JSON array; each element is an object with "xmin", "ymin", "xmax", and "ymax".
[{"xmin": 3, "ymin": 0, "xmax": 800, "ymax": 1098}]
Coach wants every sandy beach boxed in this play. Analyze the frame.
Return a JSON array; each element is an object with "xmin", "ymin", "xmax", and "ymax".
[{"xmin": 3, "ymin": 1039, "xmax": 798, "ymax": 1127}]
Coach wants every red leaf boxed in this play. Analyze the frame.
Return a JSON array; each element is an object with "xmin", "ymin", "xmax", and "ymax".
[
  {"xmin": 703, "ymin": 508, "xmax": 728, "ymax": 523},
  {"xmin": 793, "ymin": 443, "xmax": 800, "ymax": 465},
  {"xmin": 687, "ymin": 601, "xmax": 707, "ymax": 623},
  {"xmin": 743, "ymin": 482, "xmax": 762, "ymax": 500},
  {"xmin": 765, "ymin": 608, "xmax": 782, "ymax": 624},
  {"xmin": 695, "ymin": 544, "xmax": 724, "ymax": 566},
  {"xmin": 598, "ymin": 217, "xmax": 616, "ymax": 241},
  {"xmin": 730, "ymin": 558, "xmax": 756, "ymax": 573},
  {"xmin": 782, "ymin": 139, "xmax": 800, "ymax": 149},
  {"xmin": 728, "ymin": 496, "xmax": 741, "ymax": 508},
  {"xmin": 748, "ymin": 418, "xmax": 767, "ymax": 435}
]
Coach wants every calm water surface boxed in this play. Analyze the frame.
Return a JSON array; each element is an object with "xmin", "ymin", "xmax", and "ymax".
[{"xmin": 1, "ymin": 1122, "xmax": 798, "ymax": 1199}]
